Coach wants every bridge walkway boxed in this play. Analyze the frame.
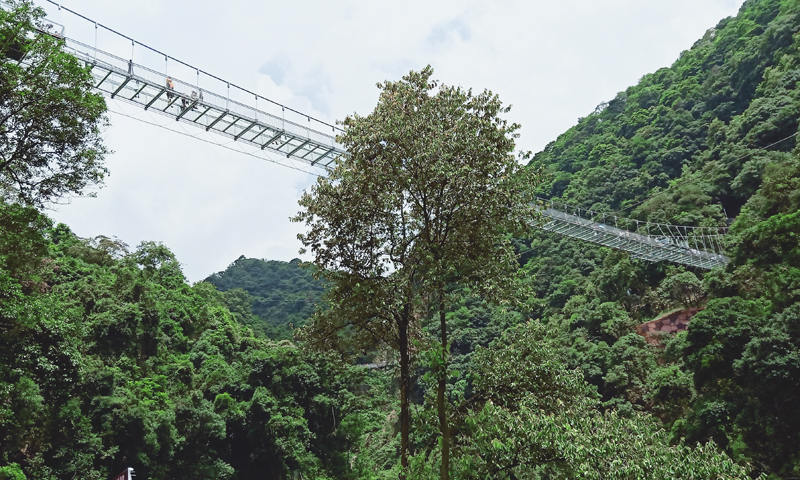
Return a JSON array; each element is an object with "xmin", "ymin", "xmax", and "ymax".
[
  {"xmin": 62, "ymin": 37, "xmax": 344, "ymax": 169},
  {"xmin": 537, "ymin": 199, "xmax": 729, "ymax": 270}
]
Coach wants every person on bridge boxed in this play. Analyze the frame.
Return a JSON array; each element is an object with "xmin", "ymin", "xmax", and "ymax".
[
  {"xmin": 127, "ymin": 59, "xmax": 133, "ymax": 76},
  {"xmin": 166, "ymin": 77, "xmax": 175, "ymax": 100}
]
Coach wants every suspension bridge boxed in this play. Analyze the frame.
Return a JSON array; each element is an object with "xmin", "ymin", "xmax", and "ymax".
[
  {"xmin": 12, "ymin": 1, "xmax": 730, "ymax": 270},
  {"xmin": 536, "ymin": 199, "xmax": 728, "ymax": 269}
]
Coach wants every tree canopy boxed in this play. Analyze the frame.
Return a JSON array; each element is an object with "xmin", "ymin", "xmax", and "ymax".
[
  {"xmin": 0, "ymin": 0, "xmax": 108, "ymax": 207},
  {"xmin": 294, "ymin": 66, "xmax": 540, "ymax": 478},
  {"xmin": 0, "ymin": 210, "xmax": 391, "ymax": 480},
  {"xmin": 204, "ymin": 256, "xmax": 324, "ymax": 339},
  {"xmin": 443, "ymin": 321, "xmax": 754, "ymax": 480}
]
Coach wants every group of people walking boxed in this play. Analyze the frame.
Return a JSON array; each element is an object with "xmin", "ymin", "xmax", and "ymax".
[
  {"xmin": 165, "ymin": 76, "xmax": 202, "ymax": 110},
  {"xmin": 125, "ymin": 58, "xmax": 204, "ymax": 111}
]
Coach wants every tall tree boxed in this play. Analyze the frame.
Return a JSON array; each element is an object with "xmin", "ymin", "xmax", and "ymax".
[
  {"xmin": 0, "ymin": 0, "xmax": 109, "ymax": 207},
  {"xmin": 293, "ymin": 66, "xmax": 540, "ymax": 479}
]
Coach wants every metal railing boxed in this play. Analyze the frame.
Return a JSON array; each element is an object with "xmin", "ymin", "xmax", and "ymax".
[{"xmin": 35, "ymin": 0, "xmax": 345, "ymax": 171}]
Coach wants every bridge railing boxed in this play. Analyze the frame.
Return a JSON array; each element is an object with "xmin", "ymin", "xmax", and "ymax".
[
  {"xmin": 536, "ymin": 197, "xmax": 728, "ymax": 246},
  {"xmin": 63, "ymin": 37, "xmax": 339, "ymax": 152}
]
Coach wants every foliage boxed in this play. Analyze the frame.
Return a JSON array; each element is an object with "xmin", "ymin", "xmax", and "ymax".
[
  {"xmin": 408, "ymin": 322, "xmax": 754, "ymax": 479},
  {"xmin": 679, "ymin": 298, "xmax": 800, "ymax": 478},
  {"xmin": 294, "ymin": 65, "xmax": 541, "ymax": 478},
  {"xmin": 0, "ymin": 200, "xmax": 51, "ymax": 282},
  {"xmin": 0, "ymin": 464, "xmax": 25, "ymax": 480},
  {"xmin": 0, "ymin": 0, "xmax": 109, "ymax": 207},
  {"xmin": 510, "ymin": 1, "xmax": 800, "ymax": 477},
  {"xmin": 656, "ymin": 268, "xmax": 706, "ymax": 309},
  {"xmin": 0, "ymin": 206, "xmax": 391, "ymax": 480}
]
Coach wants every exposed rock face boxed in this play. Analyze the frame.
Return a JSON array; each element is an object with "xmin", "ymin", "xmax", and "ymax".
[{"xmin": 636, "ymin": 308, "xmax": 702, "ymax": 343}]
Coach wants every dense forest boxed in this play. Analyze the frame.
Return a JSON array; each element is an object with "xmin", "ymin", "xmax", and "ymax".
[
  {"xmin": 0, "ymin": 216, "xmax": 390, "ymax": 479},
  {"xmin": 1, "ymin": 0, "xmax": 799, "ymax": 478}
]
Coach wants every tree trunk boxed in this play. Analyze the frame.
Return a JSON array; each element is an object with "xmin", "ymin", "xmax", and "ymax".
[
  {"xmin": 399, "ymin": 307, "xmax": 411, "ymax": 480},
  {"xmin": 438, "ymin": 285, "xmax": 450, "ymax": 480}
]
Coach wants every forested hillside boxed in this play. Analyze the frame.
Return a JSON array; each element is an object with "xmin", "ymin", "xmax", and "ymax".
[
  {"xmin": 0, "ymin": 203, "xmax": 395, "ymax": 479},
  {"xmin": 204, "ymin": 257, "xmax": 323, "ymax": 339},
  {"xmin": 518, "ymin": 0, "xmax": 800, "ymax": 477},
  {"xmin": 530, "ymin": 0, "xmax": 799, "ymax": 222}
]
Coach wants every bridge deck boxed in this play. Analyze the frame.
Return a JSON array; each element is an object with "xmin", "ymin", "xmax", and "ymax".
[
  {"xmin": 539, "ymin": 207, "xmax": 729, "ymax": 270},
  {"xmin": 62, "ymin": 38, "xmax": 345, "ymax": 169}
]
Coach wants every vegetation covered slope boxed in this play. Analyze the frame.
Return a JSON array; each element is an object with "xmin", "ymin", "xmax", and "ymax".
[
  {"xmin": 204, "ymin": 256, "xmax": 323, "ymax": 339},
  {"xmin": 530, "ymin": 0, "xmax": 799, "ymax": 223},
  {"xmin": 515, "ymin": 0, "xmax": 800, "ymax": 477},
  {"xmin": 0, "ymin": 205, "xmax": 752, "ymax": 480}
]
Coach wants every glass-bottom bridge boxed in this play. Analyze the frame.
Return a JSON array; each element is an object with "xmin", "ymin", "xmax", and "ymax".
[
  {"xmin": 62, "ymin": 39, "xmax": 344, "ymax": 172},
  {"xmin": 537, "ymin": 199, "xmax": 729, "ymax": 270},
  {"xmin": 26, "ymin": 1, "xmax": 731, "ymax": 271}
]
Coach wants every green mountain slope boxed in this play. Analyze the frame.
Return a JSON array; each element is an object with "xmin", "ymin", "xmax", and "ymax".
[
  {"xmin": 518, "ymin": 0, "xmax": 800, "ymax": 476},
  {"xmin": 521, "ymin": 0, "xmax": 800, "ymax": 321},
  {"xmin": 530, "ymin": 0, "xmax": 799, "ymax": 223},
  {"xmin": 204, "ymin": 256, "xmax": 323, "ymax": 339},
  {"xmin": 0, "ymin": 203, "xmax": 386, "ymax": 480}
]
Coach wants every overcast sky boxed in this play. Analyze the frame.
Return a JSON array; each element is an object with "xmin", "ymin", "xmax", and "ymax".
[{"xmin": 39, "ymin": 0, "xmax": 745, "ymax": 282}]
